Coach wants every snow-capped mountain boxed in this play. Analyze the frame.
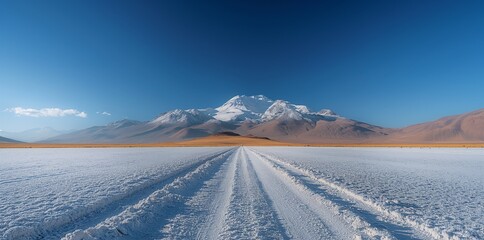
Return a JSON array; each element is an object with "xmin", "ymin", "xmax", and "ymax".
[
  {"xmin": 261, "ymin": 100, "xmax": 306, "ymax": 121},
  {"xmin": 260, "ymin": 99, "xmax": 340, "ymax": 123},
  {"xmin": 44, "ymin": 95, "xmax": 392, "ymax": 144},
  {"xmin": 210, "ymin": 95, "xmax": 339, "ymax": 123},
  {"xmin": 150, "ymin": 109, "xmax": 212, "ymax": 126},
  {"xmin": 146, "ymin": 95, "xmax": 337, "ymax": 125},
  {"xmin": 213, "ymin": 95, "xmax": 274, "ymax": 122},
  {"xmin": 318, "ymin": 109, "xmax": 337, "ymax": 116}
]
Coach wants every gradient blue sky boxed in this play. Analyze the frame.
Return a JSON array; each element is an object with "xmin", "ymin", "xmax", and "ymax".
[{"xmin": 1, "ymin": 0, "xmax": 483, "ymax": 132}]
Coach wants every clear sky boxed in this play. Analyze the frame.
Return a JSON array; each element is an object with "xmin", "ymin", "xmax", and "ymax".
[{"xmin": 1, "ymin": 0, "xmax": 483, "ymax": 132}]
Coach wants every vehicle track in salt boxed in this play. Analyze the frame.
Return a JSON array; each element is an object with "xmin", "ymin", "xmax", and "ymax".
[
  {"xmin": 60, "ymin": 148, "xmax": 235, "ymax": 240},
  {"xmin": 161, "ymin": 146, "xmax": 287, "ymax": 240},
  {"xmin": 60, "ymin": 147, "xmax": 443, "ymax": 240},
  {"xmin": 4, "ymin": 148, "xmax": 234, "ymax": 240},
  {"xmin": 162, "ymin": 147, "xmax": 362, "ymax": 240},
  {"xmin": 248, "ymin": 148, "xmax": 444, "ymax": 240}
]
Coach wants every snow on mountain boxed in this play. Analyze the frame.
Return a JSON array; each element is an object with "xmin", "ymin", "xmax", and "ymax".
[
  {"xmin": 213, "ymin": 95, "xmax": 274, "ymax": 122},
  {"xmin": 317, "ymin": 109, "xmax": 338, "ymax": 116},
  {"xmin": 150, "ymin": 109, "xmax": 213, "ymax": 126},
  {"xmin": 294, "ymin": 104, "xmax": 310, "ymax": 114},
  {"xmin": 261, "ymin": 100, "xmax": 339, "ymax": 122},
  {"xmin": 149, "ymin": 95, "xmax": 337, "ymax": 124},
  {"xmin": 261, "ymin": 100, "xmax": 306, "ymax": 121}
]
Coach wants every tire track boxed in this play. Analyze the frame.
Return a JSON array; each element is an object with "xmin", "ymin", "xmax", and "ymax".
[
  {"xmin": 219, "ymin": 147, "xmax": 287, "ymax": 239},
  {"xmin": 161, "ymin": 147, "xmax": 287, "ymax": 240},
  {"xmin": 61, "ymin": 148, "xmax": 236, "ymax": 240},
  {"xmin": 246, "ymin": 148, "xmax": 361, "ymax": 240},
  {"xmin": 21, "ymin": 148, "xmax": 234, "ymax": 240},
  {"xmin": 160, "ymin": 146, "xmax": 239, "ymax": 240},
  {"xmin": 250, "ymin": 148, "xmax": 446, "ymax": 240}
]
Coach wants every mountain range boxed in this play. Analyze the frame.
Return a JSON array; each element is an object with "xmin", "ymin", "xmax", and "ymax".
[{"xmin": 3, "ymin": 95, "xmax": 483, "ymax": 144}]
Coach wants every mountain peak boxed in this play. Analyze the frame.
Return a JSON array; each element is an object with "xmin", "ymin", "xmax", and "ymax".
[
  {"xmin": 213, "ymin": 95, "xmax": 274, "ymax": 122},
  {"xmin": 318, "ymin": 109, "xmax": 338, "ymax": 117},
  {"xmin": 228, "ymin": 94, "xmax": 271, "ymax": 101},
  {"xmin": 262, "ymin": 100, "xmax": 305, "ymax": 121},
  {"xmin": 151, "ymin": 109, "xmax": 211, "ymax": 126}
]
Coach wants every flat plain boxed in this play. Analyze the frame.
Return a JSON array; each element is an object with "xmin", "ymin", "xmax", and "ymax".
[{"xmin": 0, "ymin": 146, "xmax": 482, "ymax": 240}]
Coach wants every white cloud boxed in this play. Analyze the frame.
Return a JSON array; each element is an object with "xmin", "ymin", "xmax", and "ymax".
[
  {"xmin": 96, "ymin": 111, "xmax": 111, "ymax": 116},
  {"xmin": 6, "ymin": 107, "xmax": 87, "ymax": 118}
]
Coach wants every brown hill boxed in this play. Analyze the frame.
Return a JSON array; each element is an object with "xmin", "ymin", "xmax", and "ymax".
[
  {"xmin": 0, "ymin": 134, "xmax": 299, "ymax": 148},
  {"xmin": 170, "ymin": 134, "xmax": 297, "ymax": 146},
  {"xmin": 384, "ymin": 109, "xmax": 484, "ymax": 143},
  {"xmin": 246, "ymin": 118, "xmax": 391, "ymax": 143}
]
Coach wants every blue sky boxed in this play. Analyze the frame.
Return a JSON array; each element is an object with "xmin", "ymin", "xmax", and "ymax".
[{"xmin": 1, "ymin": 1, "xmax": 483, "ymax": 132}]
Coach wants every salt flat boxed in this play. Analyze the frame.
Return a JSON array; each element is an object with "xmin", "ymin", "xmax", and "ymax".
[{"xmin": 0, "ymin": 147, "xmax": 482, "ymax": 239}]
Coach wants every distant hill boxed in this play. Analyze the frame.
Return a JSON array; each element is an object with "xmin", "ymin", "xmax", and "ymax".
[
  {"xmin": 382, "ymin": 109, "xmax": 484, "ymax": 143},
  {"xmin": 0, "ymin": 127, "xmax": 72, "ymax": 142},
  {"xmin": 0, "ymin": 136, "xmax": 22, "ymax": 143}
]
